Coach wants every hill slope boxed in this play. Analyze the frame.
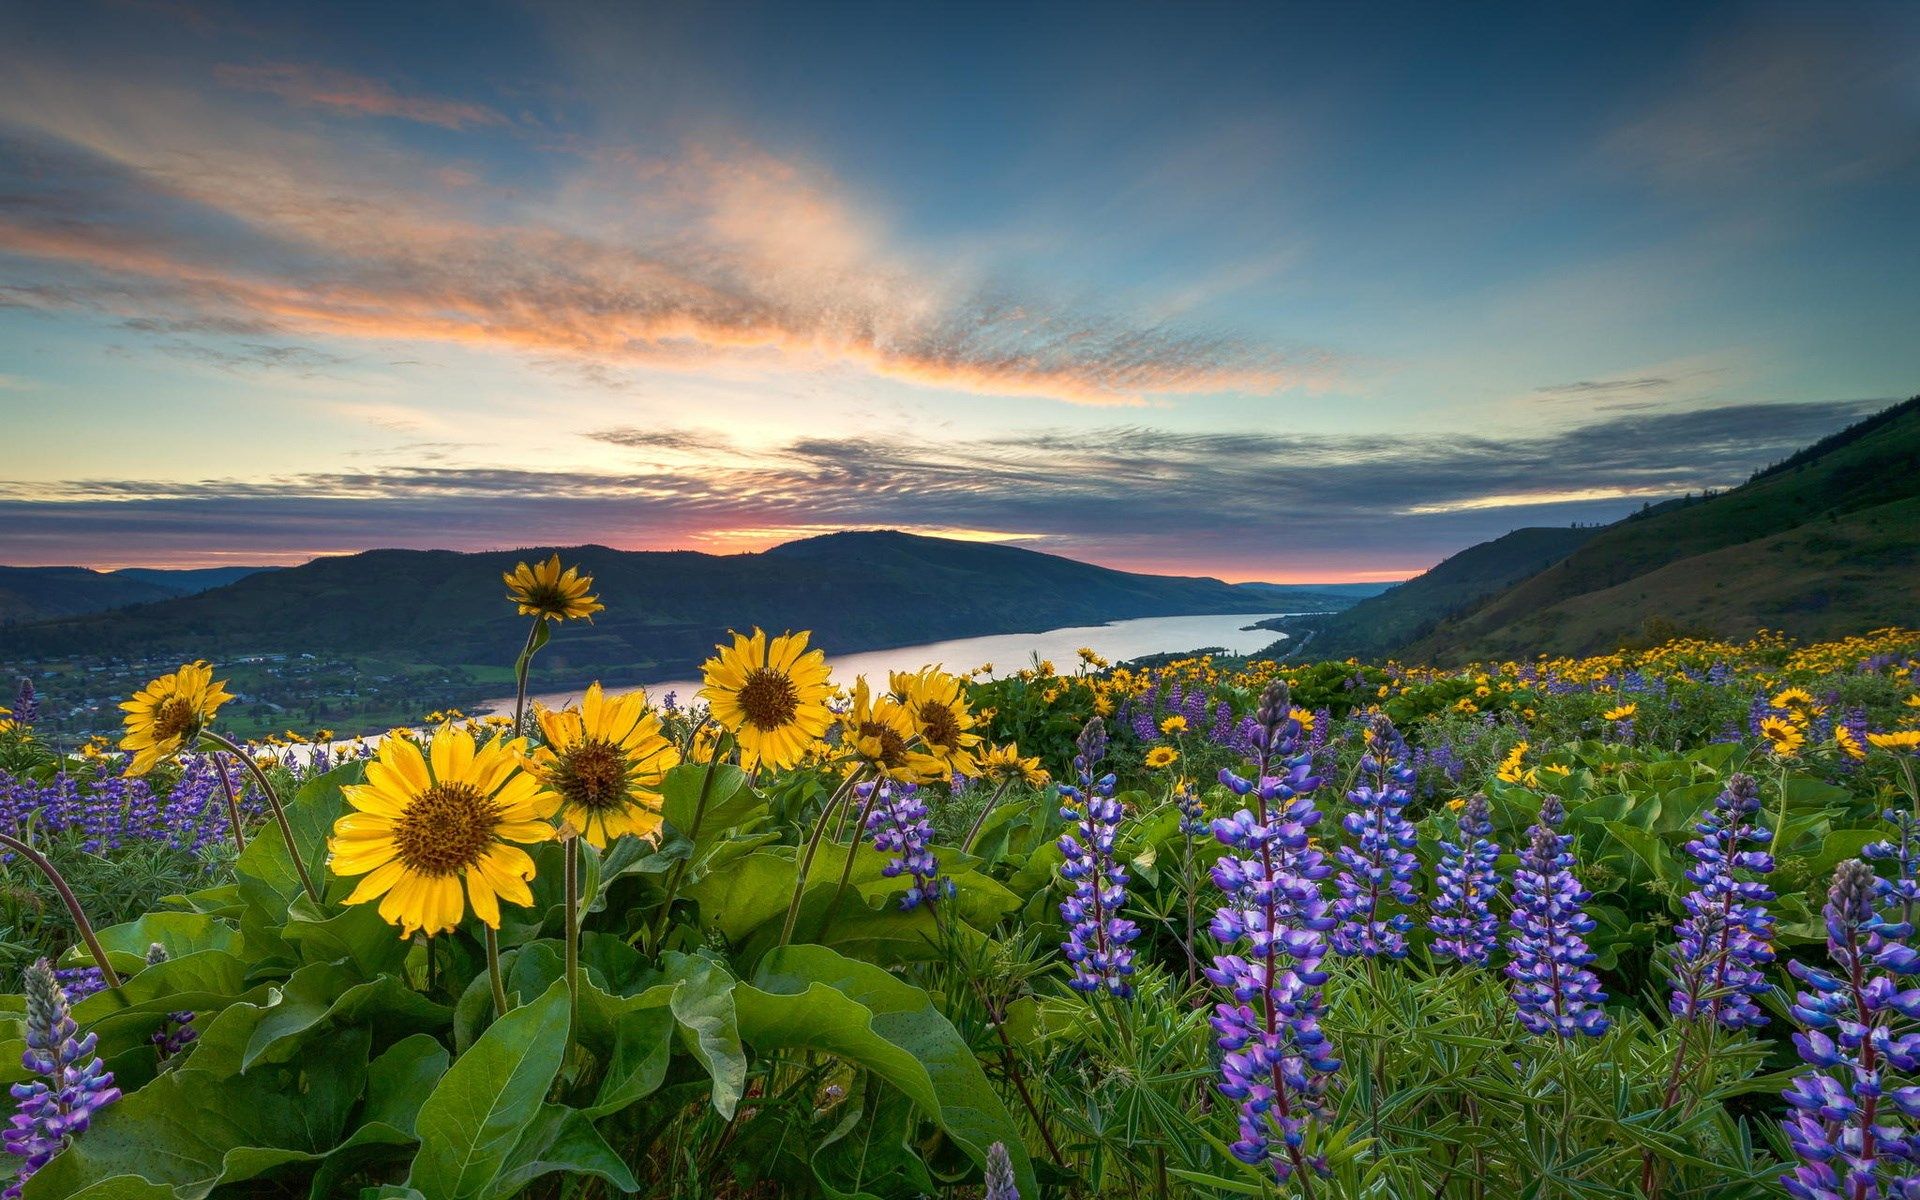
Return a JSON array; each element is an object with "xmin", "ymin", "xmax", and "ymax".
[
  {"xmin": 0, "ymin": 566, "xmax": 274, "ymax": 624},
  {"xmin": 1282, "ymin": 526, "xmax": 1603, "ymax": 660},
  {"xmin": 0, "ymin": 531, "xmax": 1354, "ymax": 683},
  {"xmin": 1400, "ymin": 396, "xmax": 1920, "ymax": 662}
]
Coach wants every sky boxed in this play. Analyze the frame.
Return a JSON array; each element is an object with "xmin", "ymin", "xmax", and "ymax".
[{"xmin": 1, "ymin": 1, "xmax": 1916, "ymax": 582}]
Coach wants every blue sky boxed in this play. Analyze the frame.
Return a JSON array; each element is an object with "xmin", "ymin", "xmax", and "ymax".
[{"xmin": 1, "ymin": 0, "xmax": 1915, "ymax": 579}]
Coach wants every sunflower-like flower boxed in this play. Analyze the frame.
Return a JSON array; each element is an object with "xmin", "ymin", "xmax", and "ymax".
[
  {"xmin": 503, "ymin": 554, "xmax": 604, "ymax": 622},
  {"xmin": 890, "ymin": 668, "xmax": 983, "ymax": 776},
  {"xmin": 329, "ymin": 725, "xmax": 559, "ymax": 937},
  {"xmin": 701, "ymin": 629, "xmax": 834, "ymax": 770},
  {"xmin": 1144, "ymin": 746, "xmax": 1179, "ymax": 769},
  {"xmin": 1759, "ymin": 715, "xmax": 1805, "ymax": 758},
  {"xmin": 1771, "ymin": 687, "xmax": 1818, "ymax": 712},
  {"xmin": 1159, "ymin": 715, "xmax": 1188, "ymax": 735},
  {"xmin": 839, "ymin": 677, "xmax": 931, "ymax": 781},
  {"xmin": 978, "ymin": 742, "xmax": 1049, "ymax": 788},
  {"xmin": 1835, "ymin": 725, "xmax": 1868, "ymax": 761},
  {"xmin": 1868, "ymin": 730, "xmax": 1920, "ymax": 755},
  {"xmin": 1602, "ymin": 702, "xmax": 1637, "ymax": 721},
  {"xmin": 526, "ymin": 683, "xmax": 678, "ymax": 848},
  {"xmin": 119, "ymin": 662, "xmax": 233, "ymax": 777}
]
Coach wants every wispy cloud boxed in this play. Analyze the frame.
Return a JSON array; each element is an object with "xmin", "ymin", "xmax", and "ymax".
[
  {"xmin": 0, "ymin": 74, "xmax": 1323, "ymax": 406},
  {"xmin": 213, "ymin": 63, "xmax": 509, "ymax": 129},
  {"xmin": 0, "ymin": 399, "xmax": 1877, "ymax": 577}
]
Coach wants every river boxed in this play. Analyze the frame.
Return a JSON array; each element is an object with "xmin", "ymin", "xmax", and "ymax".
[{"xmin": 491, "ymin": 610, "xmax": 1302, "ymax": 713}]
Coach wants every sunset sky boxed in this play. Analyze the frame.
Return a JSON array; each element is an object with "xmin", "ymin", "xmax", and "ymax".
[{"xmin": 2, "ymin": 1, "xmax": 1916, "ymax": 581}]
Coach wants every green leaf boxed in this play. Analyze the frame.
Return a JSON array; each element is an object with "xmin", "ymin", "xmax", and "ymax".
[
  {"xmin": 491, "ymin": 1104, "xmax": 640, "ymax": 1199},
  {"xmin": 811, "ymin": 1082, "xmax": 934, "ymax": 1200},
  {"xmin": 241, "ymin": 963, "xmax": 448, "ymax": 1071},
  {"xmin": 406, "ymin": 980, "xmax": 571, "ymax": 1200},
  {"xmin": 660, "ymin": 762, "xmax": 757, "ymax": 851},
  {"xmin": 740, "ymin": 945, "xmax": 1036, "ymax": 1199}
]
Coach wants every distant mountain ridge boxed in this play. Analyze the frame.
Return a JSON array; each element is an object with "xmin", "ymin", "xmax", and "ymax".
[
  {"xmin": 1274, "ymin": 526, "xmax": 1604, "ymax": 661},
  {"xmin": 0, "ymin": 531, "xmax": 1362, "ymax": 683},
  {"xmin": 1397, "ymin": 395, "xmax": 1920, "ymax": 662},
  {"xmin": 0, "ymin": 565, "xmax": 273, "ymax": 624}
]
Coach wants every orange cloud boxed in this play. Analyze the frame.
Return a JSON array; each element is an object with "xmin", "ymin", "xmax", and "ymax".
[{"xmin": 212, "ymin": 63, "xmax": 508, "ymax": 130}]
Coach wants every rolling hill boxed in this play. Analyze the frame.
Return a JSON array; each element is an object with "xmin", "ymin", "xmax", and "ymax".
[
  {"xmin": 1273, "ymin": 526, "xmax": 1603, "ymax": 661},
  {"xmin": 0, "ymin": 531, "xmax": 1360, "ymax": 684},
  {"xmin": 1398, "ymin": 395, "xmax": 1920, "ymax": 662},
  {"xmin": 0, "ymin": 565, "xmax": 274, "ymax": 624}
]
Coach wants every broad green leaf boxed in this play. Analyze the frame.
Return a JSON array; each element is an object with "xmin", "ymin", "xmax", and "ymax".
[
  {"xmin": 242, "ymin": 962, "xmax": 447, "ymax": 1070},
  {"xmin": 406, "ymin": 980, "xmax": 571, "ymax": 1200},
  {"xmin": 740, "ymin": 945, "xmax": 1036, "ymax": 1199},
  {"xmin": 490, "ymin": 1104, "xmax": 640, "ymax": 1199},
  {"xmin": 811, "ymin": 1083, "xmax": 934, "ymax": 1200}
]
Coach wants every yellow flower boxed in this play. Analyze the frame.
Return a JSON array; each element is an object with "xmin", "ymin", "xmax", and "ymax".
[
  {"xmin": 1834, "ymin": 726, "xmax": 1868, "ymax": 762},
  {"xmin": 1144, "ymin": 746, "xmax": 1179, "ymax": 769},
  {"xmin": 1759, "ymin": 716, "xmax": 1805, "ymax": 758},
  {"xmin": 1497, "ymin": 742, "xmax": 1534, "ymax": 786},
  {"xmin": 526, "ymin": 683, "xmax": 678, "ymax": 848},
  {"xmin": 1159, "ymin": 715, "xmax": 1188, "ymax": 735},
  {"xmin": 503, "ymin": 554, "xmax": 604, "ymax": 622},
  {"xmin": 1904, "ymin": 694, "xmax": 1920, "ymax": 710},
  {"xmin": 891, "ymin": 668, "xmax": 983, "ymax": 775},
  {"xmin": 839, "ymin": 676, "xmax": 931, "ymax": 781},
  {"xmin": 701, "ymin": 629, "xmax": 834, "ymax": 770},
  {"xmin": 1076, "ymin": 647, "xmax": 1109, "ymax": 669},
  {"xmin": 978, "ymin": 742, "xmax": 1049, "ymax": 787},
  {"xmin": 1454, "ymin": 698, "xmax": 1479, "ymax": 714},
  {"xmin": 1603, "ymin": 703, "xmax": 1637, "ymax": 721},
  {"xmin": 1543, "ymin": 763, "xmax": 1572, "ymax": 778},
  {"xmin": 1771, "ymin": 687, "xmax": 1816, "ymax": 711},
  {"xmin": 1445, "ymin": 796, "xmax": 1466, "ymax": 811},
  {"xmin": 1868, "ymin": 730, "xmax": 1920, "ymax": 754},
  {"xmin": 329, "ymin": 725, "xmax": 559, "ymax": 937},
  {"xmin": 1290, "ymin": 707, "xmax": 1317, "ymax": 731},
  {"xmin": 119, "ymin": 661, "xmax": 233, "ymax": 777}
]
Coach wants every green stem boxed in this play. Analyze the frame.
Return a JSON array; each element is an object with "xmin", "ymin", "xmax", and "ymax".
[
  {"xmin": 564, "ymin": 836, "xmax": 580, "ymax": 1034},
  {"xmin": 960, "ymin": 776, "xmax": 1015, "ymax": 854},
  {"xmin": 202, "ymin": 730, "xmax": 321, "ymax": 905},
  {"xmin": 511, "ymin": 619, "xmax": 542, "ymax": 737},
  {"xmin": 484, "ymin": 924, "xmax": 508, "ymax": 1020},
  {"xmin": 779, "ymin": 768, "xmax": 869, "ymax": 948},
  {"xmin": 818, "ymin": 785, "xmax": 885, "ymax": 944},
  {"xmin": 210, "ymin": 750, "xmax": 247, "ymax": 853},
  {"xmin": 0, "ymin": 832, "xmax": 122, "ymax": 990}
]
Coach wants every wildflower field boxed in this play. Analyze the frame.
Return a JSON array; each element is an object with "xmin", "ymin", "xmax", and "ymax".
[{"xmin": 3, "ymin": 558, "xmax": 1920, "ymax": 1199}]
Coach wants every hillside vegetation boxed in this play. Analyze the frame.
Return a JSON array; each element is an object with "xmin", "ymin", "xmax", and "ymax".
[
  {"xmin": 0, "ymin": 565, "xmax": 272, "ymax": 624},
  {"xmin": 1400, "ymin": 395, "xmax": 1920, "ymax": 662},
  {"xmin": 0, "ymin": 530, "xmax": 1354, "ymax": 684}
]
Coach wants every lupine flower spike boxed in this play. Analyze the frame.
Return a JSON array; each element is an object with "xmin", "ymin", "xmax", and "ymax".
[
  {"xmin": 143, "ymin": 944, "xmax": 197, "ymax": 1065},
  {"xmin": 1207, "ymin": 682, "xmax": 1340, "ymax": 1183},
  {"xmin": 1058, "ymin": 718, "xmax": 1139, "ymax": 997},
  {"xmin": 5, "ymin": 959, "xmax": 120, "ymax": 1199},
  {"xmin": 1781, "ymin": 859, "xmax": 1920, "ymax": 1200},
  {"xmin": 865, "ymin": 781, "xmax": 952, "ymax": 910},
  {"xmin": 984, "ymin": 1140, "xmax": 1019, "ymax": 1200},
  {"xmin": 1505, "ymin": 795, "xmax": 1610, "ymax": 1038},
  {"xmin": 1430, "ymin": 793, "xmax": 1502, "ymax": 966},
  {"xmin": 1332, "ymin": 713, "xmax": 1419, "ymax": 959},
  {"xmin": 1669, "ymin": 773, "xmax": 1775, "ymax": 1028}
]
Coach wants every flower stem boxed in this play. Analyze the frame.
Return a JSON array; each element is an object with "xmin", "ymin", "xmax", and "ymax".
[
  {"xmin": 484, "ymin": 924, "xmax": 508, "ymax": 1020},
  {"xmin": 0, "ymin": 832, "xmax": 121, "ymax": 990},
  {"xmin": 511, "ymin": 619, "xmax": 542, "ymax": 737},
  {"xmin": 564, "ymin": 835, "xmax": 580, "ymax": 1033},
  {"xmin": 960, "ymin": 776, "xmax": 1015, "ymax": 854},
  {"xmin": 780, "ymin": 768, "xmax": 869, "ymax": 948},
  {"xmin": 202, "ymin": 730, "xmax": 321, "ymax": 905},
  {"xmin": 818, "ymin": 785, "xmax": 885, "ymax": 944},
  {"xmin": 210, "ymin": 750, "xmax": 247, "ymax": 853},
  {"xmin": 647, "ymin": 756, "xmax": 721, "ymax": 951}
]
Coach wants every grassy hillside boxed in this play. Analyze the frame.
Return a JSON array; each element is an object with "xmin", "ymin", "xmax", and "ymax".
[
  {"xmin": 1281, "ymin": 526, "xmax": 1601, "ymax": 660},
  {"xmin": 1400, "ymin": 395, "xmax": 1920, "ymax": 662},
  {"xmin": 0, "ymin": 531, "xmax": 1353, "ymax": 687},
  {"xmin": 0, "ymin": 565, "xmax": 273, "ymax": 624}
]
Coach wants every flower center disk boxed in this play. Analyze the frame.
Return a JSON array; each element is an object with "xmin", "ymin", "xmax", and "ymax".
[
  {"xmin": 394, "ymin": 782, "xmax": 501, "ymax": 875},
  {"xmin": 555, "ymin": 739, "xmax": 627, "ymax": 812},
  {"xmin": 737, "ymin": 668, "xmax": 800, "ymax": 730}
]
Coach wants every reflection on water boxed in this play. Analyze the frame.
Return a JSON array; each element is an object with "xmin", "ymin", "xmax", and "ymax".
[{"xmin": 497, "ymin": 610, "xmax": 1298, "ymax": 712}]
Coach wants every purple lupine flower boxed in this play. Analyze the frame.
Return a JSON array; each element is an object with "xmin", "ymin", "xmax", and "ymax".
[
  {"xmin": 4, "ymin": 959, "xmax": 120, "ymax": 1198},
  {"xmin": 865, "ymin": 781, "xmax": 951, "ymax": 910},
  {"xmin": 1331, "ymin": 714, "xmax": 1419, "ymax": 959},
  {"xmin": 1206, "ymin": 682, "xmax": 1339, "ymax": 1184},
  {"xmin": 52, "ymin": 967, "xmax": 105, "ymax": 1005},
  {"xmin": 1505, "ymin": 796, "xmax": 1610, "ymax": 1038},
  {"xmin": 142, "ymin": 945, "xmax": 196, "ymax": 1065},
  {"xmin": 1781, "ymin": 860, "xmax": 1920, "ymax": 1200},
  {"xmin": 9, "ymin": 682, "xmax": 33, "ymax": 730},
  {"xmin": 1430, "ymin": 793, "xmax": 1501, "ymax": 966},
  {"xmin": 984, "ymin": 1140, "xmax": 1018, "ymax": 1200},
  {"xmin": 1866, "ymin": 807, "xmax": 1920, "ymax": 932},
  {"xmin": 1669, "ymin": 773, "xmax": 1775, "ymax": 1028},
  {"xmin": 1176, "ymin": 782, "xmax": 1207, "ymax": 837},
  {"xmin": 1058, "ymin": 719, "xmax": 1138, "ymax": 997}
]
